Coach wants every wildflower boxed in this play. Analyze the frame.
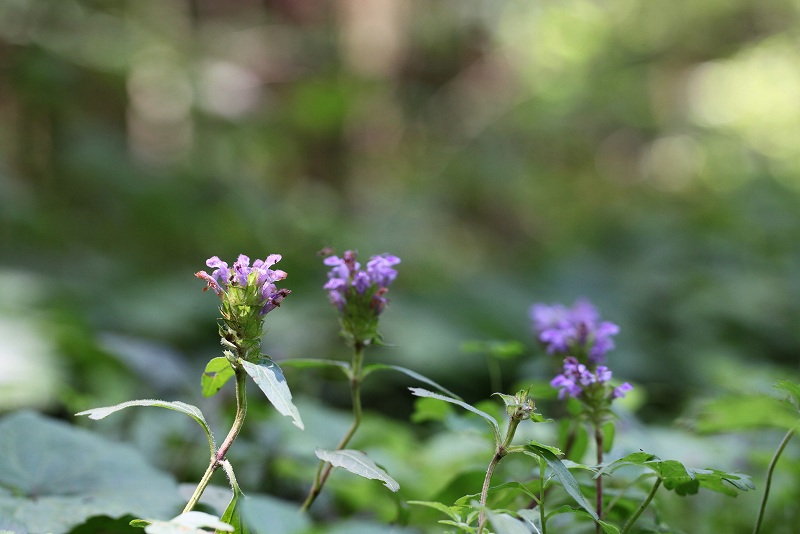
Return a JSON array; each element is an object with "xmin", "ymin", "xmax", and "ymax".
[
  {"xmin": 530, "ymin": 299, "xmax": 619, "ymax": 363},
  {"xmin": 550, "ymin": 356, "xmax": 631, "ymax": 402},
  {"xmin": 196, "ymin": 254, "xmax": 290, "ymax": 362},
  {"xmin": 323, "ymin": 250, "xmax": 400, "ymax": 345}
]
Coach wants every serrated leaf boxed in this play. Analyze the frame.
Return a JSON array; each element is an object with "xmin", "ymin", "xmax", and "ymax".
[
  {"xmin": 409, "ymin": 387, "xmax": 500, "ymax": 441},
  {"xmin": 76, "ymin": 399, "xmax": 215, "ymax": 456},
  {"xmin": 202, "ymin": 357, "xmax": 235, "ymax": 398},
  {"xmin": 364, "ymin": 364, "xmax": 463, "ymax": 400},
  {"xmin": 0, "ymin": 411, "xmax": 181, "ymax": 534},
  {"xmin": 240, "ymin": 358, "xmax": 304, "ymax": 430},
  {"xmin": 144, "ymin": 512, "xmax": 233, "ymax": 534},
  {"xmin": 522, "ymin": 443, "xmax": 598, "ymax": 520},
  {"xmin": 691, "ymin": 468, "xmax": 754, "ymax": 496},
  {"xmin": 314, "ymin": 449, "xmax": 399, "ymax": 492}
]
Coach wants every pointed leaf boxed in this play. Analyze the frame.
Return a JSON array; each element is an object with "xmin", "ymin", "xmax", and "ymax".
[
  {"xmin": 241, "ymin": 358, "xmax": 304, "ymax": 430},
  {"xmin": 202, "ymin": 357, "xmax": 235, "ymax": 398},
  {"xmin": 315, "ymin": 449, "xmax": 399, "ymax": 492},
  {"xmin": 76, "ymin": 399, "xmax": 215, "ymax": 455},
  {"xmin": 218, "ymin": 491, "xmax": 249, "ymax": 534},
  {"xmin": 522, "ymin": 443, "xmax": 598, "ymax": 520},
  {"xmin": 409, "ymin": 387, "xmax": 500, "ymax": 441},
  {"xmin": 364, "ymin": 364, "xmax": 463, "ymax": 400}
]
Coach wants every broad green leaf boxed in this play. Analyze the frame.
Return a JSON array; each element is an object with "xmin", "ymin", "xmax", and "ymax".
[
  {"xmin": 526, "ymin": 439, "xmax": 563, "ymax": 457},
  {"xmin": 144, "ymin": 512, "xmax": 233, "ymax": 534},
  {"xmin": 363, "ymin": 363, "xmax": 463, "ymax": 400},
  {"xmin": 411, "ymin": 396, "xmax": 454, "ymax": 423},
  {"xmin": 602, "ymin": 421, "xmax": 615, "ymax": 453},
  {"xmin": 0, "ymin": 411, "xmax": 181, "ymax": 533},
  {"xmin": 522, "ymin": 443, "xmax": 598, "ymax": 520},
  {"xmin": 241, "ymin": 358, "xmax": 304, "ymax": 430},
  {"xmin": 202, "ymin": 357, "xmax": 235, "ymax": 397},
  {"xmin": 775, "ymin": 380, "xmax": 800, "ymax": 412},
  {"xmin": 315, "ymin": 449, "xmax": 399, "ymax": 492},
  {"xmin": 692, "ymin": 395, "xmax": 800, "ymax": 433},
  {"xmin": 240, "ymin": 494, "xmax": 311, "ymax": 534},
  {"xmin": 409, "ymin": 387, "xmax": 500, "ymax": 441},
  {"xmin": 76, "ymin": 399, "xmax": 215, "ymax": 457}
]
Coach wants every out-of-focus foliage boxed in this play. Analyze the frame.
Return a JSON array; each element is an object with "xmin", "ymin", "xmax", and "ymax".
[{"xmin": 2, "ymin": 0, "xmax": 800, "ymax": 532}]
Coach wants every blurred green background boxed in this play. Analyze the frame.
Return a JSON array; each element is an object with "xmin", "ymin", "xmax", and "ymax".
[{"xmin": 1, "ymin": 0, "xmax": 800, "ymax": 531}]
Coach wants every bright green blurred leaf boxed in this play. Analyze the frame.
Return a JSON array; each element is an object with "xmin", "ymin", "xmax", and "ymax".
[
  {"xmin": 202, "ymin": 357, "xmax": 235, "ymax": 398},
  {"xmin": 522, "ymin": 442, "xmax": 597, "ymax": 520},
  {"xmin": 409, "ymin": 387, "xmax": 500, "ymax": 441}
]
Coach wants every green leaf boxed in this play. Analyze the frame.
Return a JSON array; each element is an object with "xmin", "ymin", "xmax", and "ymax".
[
  {"xmin": 522, "ymin": 443, "xmax": 598, "ymax": 520},
  {"xmin": 363, "ymin": 363, "xmax": 463, "ymax": 400},
  {"xmin": 217, "ymin": 490, "xmax": 248, "ymax": 534},
  {"xmin": 486, "ymin": 511, "xmax": 529, "ymax": 534},
  {"xmin": 240, "ymin": 494, "xmax": 311, "ymax": 534},
  {"xmin": 407, "ymin": 501, "xmax": 465, "ymax": 523},
  {"xmin": 408, "ymin": 387, "xmax": 500, "ymax": 442},
  {"xmin": 202, "ymin": 357, "xmax": 235, "ymax": 398},
  {"xmin": 411, "ymin": 396, "xmax": 454, "ymax": 424},
  {"xmin": 143, "ymin": 512, "xmax": 233, "ymax": 534},
  {"xmin": 314, "ymin": 449, "xmax": 400, "ymax": 492},
  {"xmin": 775, "ymin": 380, "xmax": 800, "ymax": 412},
  {"xmin": 240, "ymin": 358, "xmax": 304, "ymax": 430},
  {"xmin": 76, "ymin": 399, "xmax": 215, "ymax": 457},
  {"xmin": 0, "ymin": 411, "xmax": 181, "ymax": 533},
  {"xmin": 602, "ymin": 421, "xmax": 615, "ymax": 453},
  {"xmin": 691, "ymin": 468, "xmax": 754, "ymax": 496},
  {"xmin": 692, "ymin": 395, "xmax": 800, "ymax": 433}
]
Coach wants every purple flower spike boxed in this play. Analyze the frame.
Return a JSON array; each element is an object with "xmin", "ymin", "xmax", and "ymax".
[
  {"xmin": 530, "ymin": 299, "xmax": 619, "ymax": 363},
  {"xmin": 612, "ymin": 382, "xmax": 634, "ymax": 399},
  {"xmin": 198, "ymin": 253, "xmax": 290, "ymax": 316}
]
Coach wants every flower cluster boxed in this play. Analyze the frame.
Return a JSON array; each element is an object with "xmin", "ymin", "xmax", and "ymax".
[
  {"xmin": 196, "ymin": 254, "xmax": 290, "ymax": 315},
  {"xmin": 196, "ymin": 254, "xmax": 291, "ymax": 362},
  {"xmin": 323, "ymin": 250, "xmax": 400, "ymax": 344},
  {"xmin": 531, "ymin": 299, "xmax": 631, "ymax": 404},
  {"xmin": 551, "ymin": 356, "xmax": 632, "ymax": 400},
  {"xmin": 530, "ymin": 299, "xmax": 619, "ymax": 363}
]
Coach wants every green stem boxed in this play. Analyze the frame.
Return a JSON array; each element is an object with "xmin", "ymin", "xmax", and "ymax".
[
  {"xmin": 753, "ymin": 428, "xmax": 796, "ymax": 534},
  {"xmin": 182, "ymin": 364, "xmax": 248, "ymax": 514},
  {"xmin": 621, "ymin": 476, "xmax": 662, "ymax": 534},
  {"xmin": 539, "ymin": 457, "xmax": 548, "ymax": 534},
  {"xmin": 301, "ymin": 342, "xmax": 366, "ymax": 512},
  {"xmin": 477, "ymin": 417, "xmax": 521, "ymax": 533},
  {"xmin": 594, "ymin": 423, "xmax": 604, "ymax": 534}
]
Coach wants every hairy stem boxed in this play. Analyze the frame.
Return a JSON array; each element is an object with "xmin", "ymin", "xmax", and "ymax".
[
  {"xmin": 301, "ymin": 342, "xmax": 366, "ymax": 512},
  {"xmin": 183, "ymin": 364, "xmax": 248, "ymax": 513},
  {"xmin": 753, "ymin": 428, "xmax": 795, "ymax": 534},
  {"xmin": 477, "ymin": 418, "xmax": 521, "ymax": 533},
  {"xmin": 595, "ymin": 424, "xmax": 604, "ymax": 534},
  {"xmin": 621, "ymin": 477, "xmax": 661, "ymax": 534}
]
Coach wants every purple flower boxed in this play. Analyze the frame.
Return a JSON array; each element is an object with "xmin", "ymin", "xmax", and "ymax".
[
  {"xmin": 196, "ymin": 253, "xmax": 289, "ymax": 316},
  {"xmin": 530, "ymin": 299, "xmax": 619, "ymax": 363},
  {"xmin": 323, "ymin": 250, "xmax": 399, "ymax": 314},
  {"xmin": 612, "ymin": 382, "xmax": 633, "ymax": 399}
]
